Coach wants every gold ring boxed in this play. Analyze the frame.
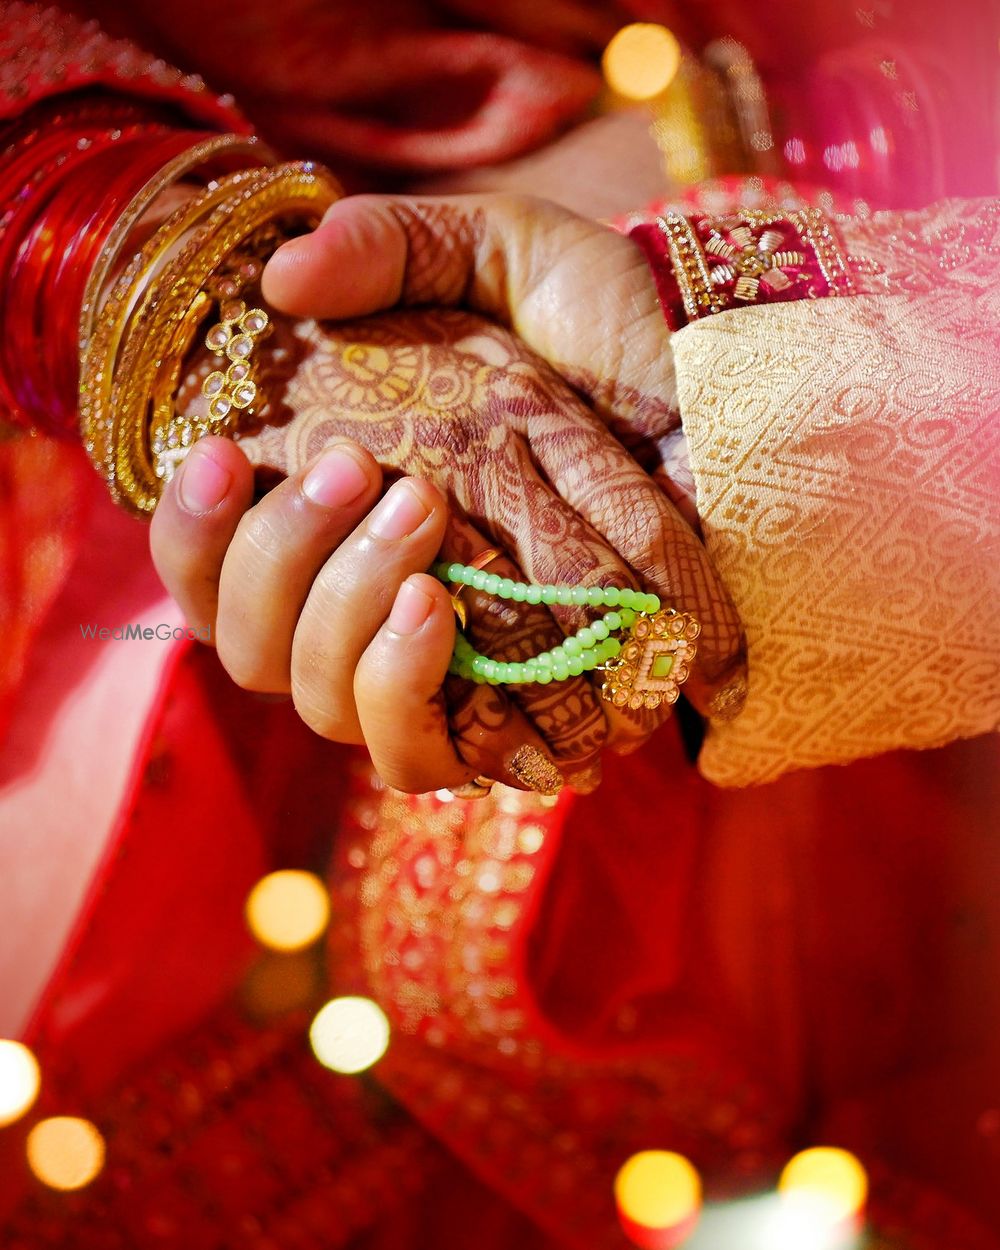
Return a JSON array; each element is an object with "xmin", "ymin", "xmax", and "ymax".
[
  {"xmin": 448, "ymin": 775, "xmax": 496, "ymax": 801},
  {"xmin": 447, "ymin": 547, "xmax": 505, "ymax": 630}
]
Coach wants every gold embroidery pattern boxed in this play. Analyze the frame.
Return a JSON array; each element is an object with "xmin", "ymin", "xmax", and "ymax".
[
  {"xmin": 675, "ymin": 197, "xmax": 1000, "ymax": 784},
  {"xmin": 657, "ymin": 207, "xmax": 854, "ymax": 322},
  {"xmin": 319, "ymin": 762, "xmax": 789, "ymax": 1248}
]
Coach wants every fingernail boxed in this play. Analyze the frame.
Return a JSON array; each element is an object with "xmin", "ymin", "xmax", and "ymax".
[
  {"xmin": 709, "ymin": 674, "xmax": 749, "ymax": 722},
  {"xmin": 369, "ymin": 481, "xmax": 431, "ymax": 541},
  {"xmin": 302, "ymin": 446, "xmax": 370, "ymax": 508},
  {"xmin": 178, "ymin": 445, "xmax": 231, "ymax": 513},
  {"xmin": 387, "ymin": 578, "xmax": 434, "ymax": 635},
  {"xmin": 506, "ymin": 745, "xmax": 563, "ymax": 796},
  {"xmin": 270, "ymin": 235, "xmax": 311, "ymax": 266}
]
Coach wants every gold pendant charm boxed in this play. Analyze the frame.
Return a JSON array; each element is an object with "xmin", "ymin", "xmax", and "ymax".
[{"xmin": 601, "ymin": 609, "xmax": 700, "ymax": 711}]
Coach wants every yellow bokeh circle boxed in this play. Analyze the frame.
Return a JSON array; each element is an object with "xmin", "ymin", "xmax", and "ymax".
[
  {"xmin": 778, "ymin": 1147, "xmax": 868, "ymax": 1225},
  {"xmin": 309, "ymin": 996, "xmax": 390, "ymax": 1074},
  {"xmin": 245, "ymin": 869, "xmax": 331, "ymax": 952},
  {"xmin": 0, "ymin": 1040, "xmax": 41, "ymax": 1127},
  {"xmin": 614, "ymin": 1149, "xmax": 702, "ymax": 1230},
  {"xmin": 602, "ymin": 24, "xmax": 682, "ymax": 101},
  {"xmin": 26, "ymin": 1117, "xmax": 106, "ymax": 1191}
]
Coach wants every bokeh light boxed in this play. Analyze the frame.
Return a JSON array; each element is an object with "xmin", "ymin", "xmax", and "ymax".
[
  {"xmin": 603, "ymin": 24, "xmax": 682, "ymax": 101},
  {"xmin": 26, "ymin": 1117, "xmax": 105, "ymax": 1191},
  {"xmin": 0, "ymin": 1039, "xmax": 41, "ymax": 1127},
  {"xmin": 245, "ymin": 869, "xmax": 331, "ymax": 952},
  {"xmin": 615, "ymin": 1150, "xmax": 702, "ymax": 1248},
  {"xmin": 778, "ymin": 1147, "xmax": 868, "ymax": 1228},
  {"xmin": 309, "ymin": 996, "xmax": 390, "ymax": 1074}
]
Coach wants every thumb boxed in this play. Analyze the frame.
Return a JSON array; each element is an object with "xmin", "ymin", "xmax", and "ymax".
[
  {"xmin": 261, "ymin": 192, "xmax": 675, "ymax": 430},
  {"xmin": 262, "ymin": 191, "xmax": 546, "ymax": 323}
]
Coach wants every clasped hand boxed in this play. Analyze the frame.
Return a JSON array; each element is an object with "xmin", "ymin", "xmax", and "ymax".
[{"xmin": 151, "ymin": 193, "xmax": 747, "ymax": 793}]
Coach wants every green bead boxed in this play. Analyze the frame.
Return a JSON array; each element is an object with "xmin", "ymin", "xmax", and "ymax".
[
  {"xmin": 605, "ymin": 638, "xmax": 621, "ymax": 658},
  {"xmin": 602, "ymin": 587, "xmax": 620, "ymax": 606},
  {"xmin": 617, "ymin": 589, "xmax": 635, "ymax": 608},
  {"xmin": 556, "ymin": 586, "xmax": 573, "ymax": 605},
  {"xmin": 535, "ymin": 668, "xmax": 552, "ymax": 684},
  {"xmin": 448, "ymin": 562, "xmax": 465, "ymax": 582},
  {"xmin": 541, "ymin": 585, "xmax": 558, "ymax": 605},
  {"xmin": 498, "ymin": 578, "xmax": 515, "ymax": 598},
  {"xmin": 563, "ymin": 636, "xmax": 583, "ymax": 656},
  {"xmin": 552, "ymin": 662, "xmax": 569, "ymax": 680},
  {"xmin": 511, "ymin": 584, "xmax": 528, "ymax": 602},
  {"xmin": 581, "ymin": 648, "xmax": 598, "ymax": 668},
  {"xmin": 642, "ymin": 593, "xmax": 660, "ymax": 613},
  {"xmin": 619, "ymin": 607, "xmax": 636, "ymax": 627},
  {"xmin": 526, "ymin": 586, "xmax": 542, "ymax": 605},
  {"xmin": 472, "ymin": 656, "xmax": 489, "ymax": 675},
  {"xmin": 535, "ymin": 652, "xmax": 553, "ymax": 667},
  {"xmin": 587, "ymin": 586, "xmax": 605, "ymax": 607},
  {"xmin": 591, "ymin": 620, "xmax": 609, "ymax": 640},
  {"xmin": 481, "ymin": 573, "xmax": 500, "ymax": 595},
  {"xmin": 571, "ymin": 586, "xmax": 589, "ymax": 605},
  {"xmin": 567, "ymin": 656, "xmax": 585, "ymax": 676},
  {"xmin": 508, "ymin": 663, "xmax": 525, "ymax": 683},
  {"xmin": 471, "ymin": 570, "xmax": 488, "ymax": 590},
  {"xmin": 523, "ymin": 659, "xmax": 539, "ymax": 677},
  {"xmin": 577, "ymin": 627, "xmax": 596, "ymax": 648},
  {"xmin": 549, "ymin": 646, "xmax": 567, "ymax": 664},
  {"xmin": 605, "ymin": 611, "xmax": 622, "ymax": 631}
]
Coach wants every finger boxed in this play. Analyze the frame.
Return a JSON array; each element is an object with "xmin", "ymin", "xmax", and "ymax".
[
  {"xmin": 150, "ymin": 436, "xmax": 256, "ymax": 639},
  {"xmin": 261, "ymin": 193, "xmax": 676, "ymax": 432},
  {"xmin": 356, "ymin": 575, "xmax": 560, "ymax": 796},
  {"xmin": 441, "ymin": 511, "xmax": 608, "ymax": 792},
  {"xmin": 289, "ymin": 476, "xmax": 447, "ymax": 743},
  {"xmin": 528, "ymin": 404, "xmax": 748, "ymax": 720},
  {"xmin": 446, "ymin": 425, "xmax": 663, "ymax": 758},
  {"xmin": 213, "ymin": 441, "xmax": 382, "ymax": 693}
]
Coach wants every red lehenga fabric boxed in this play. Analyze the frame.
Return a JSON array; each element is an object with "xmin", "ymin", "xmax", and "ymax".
[{"xmin": 0, "ymin": 3, "xmax": 998, "ymax": 1248}]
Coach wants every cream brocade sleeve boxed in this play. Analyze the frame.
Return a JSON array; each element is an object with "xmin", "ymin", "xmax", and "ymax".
[{"xmin": 672, "ymin": 199, "xmax": 1000, "ymax": 785}]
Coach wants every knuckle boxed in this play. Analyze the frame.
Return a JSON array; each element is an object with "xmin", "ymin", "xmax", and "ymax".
[
  {"xmin": 370, "ymin": 751, "xmax": 432, "ymax": 796},
  {"xmin": 234, "ymin": 506, "xmax": 293, "ymax": 570},
  {"xmin": 216, "ymin": 636, "xmax": 287, "ymax": 695},
  {"xmin": 291, "ymin": 658, "xmax": 357, "ymax": 743}
]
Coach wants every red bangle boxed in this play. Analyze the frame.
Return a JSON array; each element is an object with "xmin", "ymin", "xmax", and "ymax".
[
  {"xmin": 0, "ymin": 126, "xmax": 167, "ymax": 427},
  {"xmin": 0, "ymin": 98, "xmax": 177, "ymax": 429},
  {"xmin": 38, "ymin": 131, "xmax": 216, "ymax": 429}
]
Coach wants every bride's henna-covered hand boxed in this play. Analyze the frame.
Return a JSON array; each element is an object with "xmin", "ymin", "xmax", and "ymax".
[
  {"xmin": 263, "ymin": 198, "xmax": 747, "ymax": 716},
  {"xmin": 236, "ymin": 305, "xmax": 745, "ymax": 749},
  {"xmin": 263, "ymin": 191, "xmax": 681, "ymax": 462}
]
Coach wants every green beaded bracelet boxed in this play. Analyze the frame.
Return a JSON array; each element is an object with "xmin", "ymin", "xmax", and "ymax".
[{"xmin": 434, "ymin": 562, "xmax": 702, "ymax": 711}]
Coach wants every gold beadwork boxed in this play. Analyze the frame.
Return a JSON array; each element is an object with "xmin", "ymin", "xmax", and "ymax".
[
  {"xmin": 600, "ymin": 609, "xmax": 700, "ymax": 711},
  {"xmin": 656, "ymin": 205, "xmax": 853, "ymax": 322},
  {"xmin": 78, "ymin": 133, "xmax": 271, "ymax": 356},
  {"xmin": 81, "ymin": 162, "xmax": 340, "ymax": 513}
]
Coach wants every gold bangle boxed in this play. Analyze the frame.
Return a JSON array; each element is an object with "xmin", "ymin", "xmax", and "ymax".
[
  {"xmin": 83, "ymin": 162, "xmax": 340, "ymax": 512},
  {"xmin": 78, "ymin": 133, "xmax": 272, "ymax": 355},
  {"xmin": 149, "ymin": 252, "xmax": 275, "ymax": 482},
  {"xmin": 112, "ymin": 166, "xmax": 337, "ymax": 512},
  {"xmin": 80, "ymin": 165, "xmax": 277, "ymax": 480},
  {"xmin": 447, "ymin": 547, "xmax": 504, "ymax": 630}
]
